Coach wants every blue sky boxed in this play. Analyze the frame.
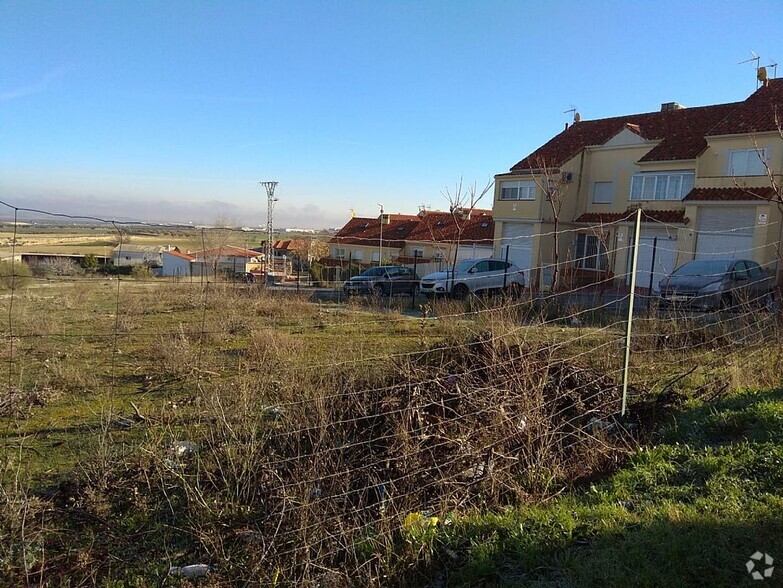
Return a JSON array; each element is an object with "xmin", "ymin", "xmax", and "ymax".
[{"xmin": 1, "ymin": 1, "xmax": 781, "ymax": 228}]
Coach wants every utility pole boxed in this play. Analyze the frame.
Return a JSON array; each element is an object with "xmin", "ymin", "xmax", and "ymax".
[
  {"xmin": 261, "ymin": 181, "xmax": 278, "ymax": 284},
  {"xmin": 377, "ymin": 203, "xmax": 384, "ymax": 266}
]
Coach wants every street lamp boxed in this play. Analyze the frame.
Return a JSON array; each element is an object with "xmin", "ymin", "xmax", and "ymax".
[{"xmin": 377, "ymin": 203, "xmax": 384, "ymax": 266}]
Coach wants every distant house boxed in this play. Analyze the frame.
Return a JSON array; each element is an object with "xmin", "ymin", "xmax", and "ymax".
[
  {"xmin": 187, "ymin": 245, "xmax": 263, "ymax": 277},
  {"xmin": 161, "ymin": 250, "xmax": 195, "ymax": 277},
  {"xmin": 111, "ymin": 245, "xmax": 165, "ymax": 267}
]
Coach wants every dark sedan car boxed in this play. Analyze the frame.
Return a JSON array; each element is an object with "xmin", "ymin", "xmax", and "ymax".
[
  {"xmin": 658, "ymin": 259, "xmax": 776, "ymax": 311},
  {"xmin": 343, "ymin": 265, "xmax": 420, "ymax": 297}
]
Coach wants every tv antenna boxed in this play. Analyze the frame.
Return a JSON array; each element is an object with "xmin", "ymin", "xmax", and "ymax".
[
  {"xmin": 563, "ymin": 106, "xmax": 580, "ymax": 124},
  {"xmin": 764, "ymin": 59, "xmax": 778, "ymax": 79},
  {"xmin": 739, "ymin": 51, "xmax": 763, "ymax": 88}
]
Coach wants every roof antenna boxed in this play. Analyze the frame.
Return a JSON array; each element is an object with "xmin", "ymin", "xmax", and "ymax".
[
  {"xmin": 563, "ymin": 106, "xmax": 579, "ymax": 129},
  {"xmin": 739, "ymin": 51, "xmax": 762, "ymax": 89},
  {"xmin": 764, "ymin": 59, "xmax": 778, "ymax": 80}
]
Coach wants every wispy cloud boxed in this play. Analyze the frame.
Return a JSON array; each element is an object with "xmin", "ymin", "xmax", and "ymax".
[{"xmin": 0, "ymin": 67, "xmax": 68, "ymax": 102}]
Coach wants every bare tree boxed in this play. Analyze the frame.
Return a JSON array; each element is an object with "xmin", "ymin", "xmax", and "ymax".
[
  {"xmin": 528, "ymin": 156, "xmax": 571, "ymax": 292},
  {"xmin": 733, "ymin": 106, "xmax": 783, "ymax": 284},
  {"xmin": 441, "ymin": 178, "xmax": 494, "ymax": 291},
  {"xmin": 286, "ymin": 238, "xmax": 329, "ymax": 268},
  {"xmin": 200, "ymin": 217, "xmax": 239, "ymax": 279}
]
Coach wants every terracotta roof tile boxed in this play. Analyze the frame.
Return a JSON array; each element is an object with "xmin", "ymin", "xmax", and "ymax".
[
  {"xmin": 406, "ymin": 210, "xmax": 494, "ymax": 245},
  {"xmin": 682, "ymin": 186, "xmax": 778, "ymax": 201},
  {"xmin": 329, "ymin": 215, "xmax": 419, "ymax": 248},
  {"xmin": 164, "ymin": 250, "xmax": 195, "ymax": 261},
  {"xmin": 508, "ymin": 101, "xmax": 740, "ymax": 172},
  {"xmin": 330, "ymin": 211, "xmax": 494, "ymax": 247},
  {"xmin": 707, "ymin": 79, "xmax": 783, "ymax": 136},
  {"xmin": 575, "ymin": 209, "xmax": 688, "ymax": 225}
]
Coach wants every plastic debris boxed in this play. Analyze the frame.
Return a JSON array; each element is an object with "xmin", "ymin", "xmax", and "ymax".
[
  {"xmin": 168, "ymin": 563, "xmax": 212, "ymax": 578},
  {"xmin": 587, "ymin": 417, "xmax": 614, "ymax": 433},
  {"xmin": 171, "ymin": 441, "xmax": 198, "ymax": 458},
  {"xmin": 113, "ymin": 417, "xmax": 134, "ymax": 430}
]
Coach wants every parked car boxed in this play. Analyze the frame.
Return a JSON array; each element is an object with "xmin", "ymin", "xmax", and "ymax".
[
  {"xmin": 658, "ymin": 258, "xmax": 776, "ymax": 311},
  {"xmin": 419, "ymin": 258, "xmax": 525, "ymax": 299},
  {"xmin": 342, "ymin": 265, "xmax": 420, "ymax": 297}
]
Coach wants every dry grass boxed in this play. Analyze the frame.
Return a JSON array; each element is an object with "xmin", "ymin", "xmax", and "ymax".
[{"xmin": 0, "ymin": 277, "xmax": 781, "ymax": 585}]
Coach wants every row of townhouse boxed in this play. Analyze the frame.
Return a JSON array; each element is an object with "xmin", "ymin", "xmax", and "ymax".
[
  {"xmin": 325, "ymin": 209, "xmax": 495, "ymax": 280},
  {"xmin": 492, "ymin": 78, "xmax": 783, "ymax": 291}
]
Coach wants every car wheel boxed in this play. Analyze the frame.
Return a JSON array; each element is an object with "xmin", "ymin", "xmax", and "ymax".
[
  {"xmin": 719, "ymin": 294, "xmax": 734, "ymax": 312},
  {"xmin": 452, "ymin": 283, "xmax": 469, "ymax": 300},
  {"xmin": 373, "ymin": 284, "xmax": 385, "ymax": 298}
]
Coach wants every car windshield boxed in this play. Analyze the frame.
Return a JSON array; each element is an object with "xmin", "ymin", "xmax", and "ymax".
[
  {"xmin": 672, "ymin": 260, "xmax": 732, "ymax": 277},
  {"xmin": 362, "ymin": 267, "xmax": 387, "ymax": 277}
]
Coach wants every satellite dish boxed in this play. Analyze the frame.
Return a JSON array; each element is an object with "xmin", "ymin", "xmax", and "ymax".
[
  {"xmin": 574, "ymin": 112, "xmax": 581, "ymax": 123},
  {"xmin": 758, "ymin": 66, "xmax": 768, "ymax": 82}
]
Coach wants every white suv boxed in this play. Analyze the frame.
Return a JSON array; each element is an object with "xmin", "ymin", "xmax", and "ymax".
[{"xmin": 419, "ymin": 258, "xmax": 525, "ymax": 299}]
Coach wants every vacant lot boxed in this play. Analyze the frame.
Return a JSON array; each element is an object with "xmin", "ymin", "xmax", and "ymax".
[{"xmin": 1, "ymin": 276, "xmax": 781, "ymax": 585}]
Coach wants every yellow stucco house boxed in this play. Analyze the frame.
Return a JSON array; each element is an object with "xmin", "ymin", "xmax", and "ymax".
[{"xmin": 494, "ymin": 79, "xmax": 783, "ymax": 291}]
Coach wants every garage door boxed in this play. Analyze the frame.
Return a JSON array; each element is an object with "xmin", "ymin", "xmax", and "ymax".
[
  {"xmin": 628, "ymin": 229, "xmax": 678, "ymax": 293},
  {"xmin": 500, "ymin": 222, "xmax": 534, "ymax": 282},
  {"xmin": 695, "ymin": 207, "xmax": 755, "ymax": 260}
]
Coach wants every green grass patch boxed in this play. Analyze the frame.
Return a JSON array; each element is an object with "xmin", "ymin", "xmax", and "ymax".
[{"xmin": 432, "ymin": 388, "xmax": 783, "ymax": 587}]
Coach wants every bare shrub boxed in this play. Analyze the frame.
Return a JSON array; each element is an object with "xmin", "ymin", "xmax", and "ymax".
[
  {"xmin": 131, "ymin": 264, "xmax": 153, "ymax": 280},
  {"xmin": 156, "ymin": 325, "xmax": 200, "ymax": 379},
  {"xmin": 0, "ymin": 261, "xmax": 32, "ymax": 290},
  {"xmin": 54, "ymin": 334, "xmax": 647, "ymax": 585},
  {"xmin": 39, "ymin": 258, "xmax": 84, "ymax": 277},
  {"xmin": 0, "ymin": 386, "xmax": 57, "ymax": 418}
]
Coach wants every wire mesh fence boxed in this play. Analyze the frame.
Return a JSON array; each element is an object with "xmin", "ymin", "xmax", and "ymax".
[{"xmin": 1, "ymin": 200, "xmax": 781, "ymax": 584}]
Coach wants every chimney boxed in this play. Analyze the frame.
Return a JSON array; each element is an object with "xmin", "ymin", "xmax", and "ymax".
[{"xmin": 661, "ymin": 102, "xmax": 686, "ymax": 112}]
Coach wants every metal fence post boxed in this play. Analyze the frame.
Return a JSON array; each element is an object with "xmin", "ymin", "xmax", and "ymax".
[
  {"xmin": 645, "ymin": 236, "xmax": 658, "ymax": 314},
  {"xmin": 622, "ymin": 208, "xmax": 642, "ymax": 417},
  {"xmin": 412, "ymin": 251, "xmax": 419, "ymax": 311}
]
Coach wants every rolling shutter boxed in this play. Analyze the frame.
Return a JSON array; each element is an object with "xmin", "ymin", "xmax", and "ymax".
[{"xmin": 695, "ymin": 207, "xmax": 755, "ymax": 260}]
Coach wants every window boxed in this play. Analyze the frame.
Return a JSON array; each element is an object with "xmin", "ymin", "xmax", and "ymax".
[
  {"xmin": 731, "ymin": 260, "xmax": 750, "ymax": 281},
  {"xmin": 593, "ymin": 181, "xmax": 614, "ymax": 204},
  {"xmin": 746, "ymin": 261, "xmax": 763, "ymax": 279},
  {"xmin": 729, "ymin": 149, "xmax": 768, "ymax": 176},
  {"xmin": 630, "ymin": 171, "xmax": 694, "ymax": 201},
  {"xmin": 353, "ymin": 250, "xmax": 363, "ymax": 261},
  {"xmin": 371, "ymin": 251, "xmax": 380, "ymax": 262},
  {"xmin": 412, "ymin": 247, "xmax": 425, "ymax": 258},
  {"xmin": 488, "ymin": 260, "xmax": 510, "ymax": 271},
  {"xmin": 500, "ymin": 180, "xmax": 536, "ymax": 201},
  {"xmin": 335, "ymin": 248, "xmax": 346, "ymax": 259},
  {"xmin": 573, "ymin": 234, "xmax": 608, "ymax": 271}
]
